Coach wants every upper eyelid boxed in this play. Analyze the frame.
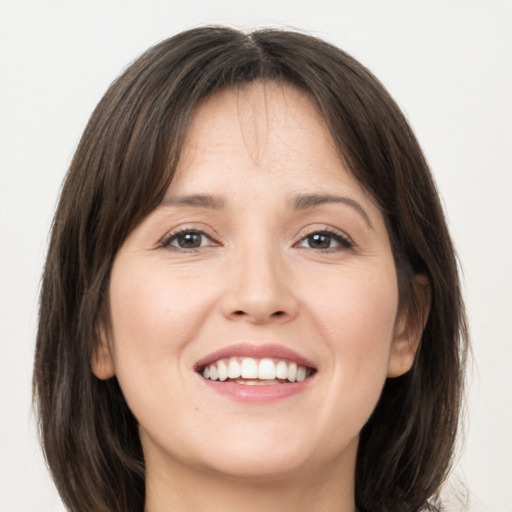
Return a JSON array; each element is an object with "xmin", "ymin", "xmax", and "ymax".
[
  {"xmin": 295, "ymin": 225, "xmax": 353, "ymax": 244},
  {"xmin": 296, "ymin": 231, "xmax": 353, "ymax": 250},
  {"xmin": 159, "ymin": 227, "xmax": 219, "ymax": 248}
]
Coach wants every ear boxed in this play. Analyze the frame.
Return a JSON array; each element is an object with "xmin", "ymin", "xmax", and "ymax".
[
  {"xmin": 387, "ymin": 274, "xmax": 431, "ymax": 378},
  {"xmin": 91, "ymin": 325, "xmax": 115, "ymax": 380}
]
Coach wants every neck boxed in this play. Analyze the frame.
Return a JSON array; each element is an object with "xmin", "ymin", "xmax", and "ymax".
[{"xmin": 144, "ymin": 440, "xmax": 358, "ymax": 512}]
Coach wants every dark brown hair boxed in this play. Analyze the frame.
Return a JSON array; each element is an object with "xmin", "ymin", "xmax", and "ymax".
[{"xmin": 33, "ymin": 26, "xmax": 467, "ymax": 512}]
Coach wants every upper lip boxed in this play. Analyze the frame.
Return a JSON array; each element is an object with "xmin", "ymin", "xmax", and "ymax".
[{"xmin": 194, "ymin": 343, "xmax": 317, "ymax": 370}]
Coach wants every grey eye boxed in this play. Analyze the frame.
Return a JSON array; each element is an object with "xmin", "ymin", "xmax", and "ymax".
[
  {"xmin": 168, "ymin": 230, "xmax": 212, "ymax": 249},
  {"xmin": 297, "ymin": 230, "xmax": 352, "ymax": 250},
  {"xmin": 305, "ymin": 233, "xmax": 333, "ymax": 249}
]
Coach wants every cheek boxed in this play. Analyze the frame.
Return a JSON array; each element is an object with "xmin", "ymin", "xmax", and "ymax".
[
  {"xmin": 307, "ymin": 265, "xmax": 399, "ymax": 376},
  {"xmin": 106, "ymin": 259, "xmax": 226, "ymax": 451},
  {"xmin": 107, "ymin": 260, "xmax": 218, "ymax": 380}
]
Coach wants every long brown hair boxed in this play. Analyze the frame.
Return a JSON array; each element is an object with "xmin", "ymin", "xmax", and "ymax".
[{"xmin": 33, "ymin": 26, "xmax": 467, "ymax": 512}]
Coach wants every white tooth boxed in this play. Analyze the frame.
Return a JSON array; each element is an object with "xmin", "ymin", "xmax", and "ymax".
[
  {"xmin": 209, "ymin": 364, "xmax": 219, "ymax": 381},
  {"xmin": 296, "ymin": 366, "xmax": 307, "ymax": 382},
  {"xmin": 217, "ymin": 360, "xmax": 228, "ymax": 381},
  {"xmin": 258, "ymin": 358, "xmax": 276, "ymax": 380},
  {"xmin": 240, "ymin": 358, "xmax": 258, "ymax": 379},
  {"xmin": 237, "ymin": 379, "xmax": 257, "ymax": 386},
  {"xmin": 228, "ymin": 358, "xmax": 241, "ymax": 379},
  {"xmin": 203, "ymin": 367, "xmax": 210, "ymax": 379},
  {"xmin": 236, "ymin": 379, "xmax": 280, "ymax": 386},
  {"xmin": 276, "ymin": 360, "xmax": 288, "ymax": 379},
  {"xmin": 288, "ymin": 362, "xmax": 297, "ymax": 382}
]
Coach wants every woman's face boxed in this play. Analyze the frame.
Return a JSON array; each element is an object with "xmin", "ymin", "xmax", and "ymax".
[{"xmin": 94, "ymin": 83, "xmax": 418, "ymax": 484}]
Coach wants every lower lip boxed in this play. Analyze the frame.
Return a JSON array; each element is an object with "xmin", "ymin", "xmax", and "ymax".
[{"xmin": 200, "ymin": 376, "xmax": 314, "ymax": 403}]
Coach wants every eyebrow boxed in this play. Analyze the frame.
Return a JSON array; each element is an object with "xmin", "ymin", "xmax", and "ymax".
[
  {"xmin": 159, "ymin": 192, "xmax": 373, "ymax": 229},
  {"xmin": 290, "ymin": 194, "xmax": 374, "ymax": 229},
  {"xmin": 160, "ymin": 194, "xmax": 226, "ymax": 209}
]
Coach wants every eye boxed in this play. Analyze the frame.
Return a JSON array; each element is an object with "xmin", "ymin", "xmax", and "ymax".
[
  {"xmin": 297, "ymin": 230, "xmax": 352, "ymax": 251},
  {"xmin": 161, "ymin": 229, "xmax": 217, "ymax": 250}
]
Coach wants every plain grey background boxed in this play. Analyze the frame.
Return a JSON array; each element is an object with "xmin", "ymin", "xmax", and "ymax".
[{"xmin": 1, "ymin": 1, "xmax": 511, "ymax": 510}]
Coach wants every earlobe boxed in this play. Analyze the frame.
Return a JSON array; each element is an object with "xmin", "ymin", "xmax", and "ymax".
[
  {"xmin": 387, "ymin": 335, "xmax": 420, "ymax": 378},
  {"xmin": 91, "ymin": 327, "xmax": 115, "ymax": 380},
  {"xmin": 387, "ymin": 274, "xmax": 431, "ymax": 378}
]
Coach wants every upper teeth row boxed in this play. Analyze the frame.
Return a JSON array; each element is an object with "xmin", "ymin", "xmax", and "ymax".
[{"xmin": 202, "ymin": 357, "xmax": 309, "ymax": 382}]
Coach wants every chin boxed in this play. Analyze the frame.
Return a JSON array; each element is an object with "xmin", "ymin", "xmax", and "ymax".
[
  {"xmin": 200, "ymin": 450, "xmax": 316, "ymax": 482},
  {"xmin": 189, "ymin": 427, "xmax": 354, "ymax": 483}
]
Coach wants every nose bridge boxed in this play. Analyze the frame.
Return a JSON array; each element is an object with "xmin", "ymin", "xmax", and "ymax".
[{"xmin": 222, "ymin": 233, "xmax": 298, "ymax": 323}]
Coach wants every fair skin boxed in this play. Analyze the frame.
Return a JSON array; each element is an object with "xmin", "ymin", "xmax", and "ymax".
[{"xmin": 93, "ymin": 82, "xmax": 422, "ymax": 512}]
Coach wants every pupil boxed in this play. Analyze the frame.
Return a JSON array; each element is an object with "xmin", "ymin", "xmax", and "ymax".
[
  {"xmin": 310, "ymin": 233, "xmax": 330, "ymax": 248},
  {"xmin": 178, "ymin": 232, "xmax": 201, "ymax": 248}
]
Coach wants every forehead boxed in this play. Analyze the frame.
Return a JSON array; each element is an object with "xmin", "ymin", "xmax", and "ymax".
[{"xmin": 172, "ymin": 82, "xmax": 363, "ymax": 196}]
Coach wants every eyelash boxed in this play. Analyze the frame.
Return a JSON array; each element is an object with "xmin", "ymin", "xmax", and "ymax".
[
  {"xmin": 296, "ymin": 228, "xmax": 353, "ymax": 252},
  {"xmin": 160, "ymin": 228, "xmax": 219, "ymax": 251},
  {"xmin": 159, "ymin": 227, "xmax": 353, "ymax": 252}
]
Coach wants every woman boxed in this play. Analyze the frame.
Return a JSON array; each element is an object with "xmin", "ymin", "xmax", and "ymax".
[{"xmin": 33, "ymin": 26, "xmax": 467, "ymax": 512}]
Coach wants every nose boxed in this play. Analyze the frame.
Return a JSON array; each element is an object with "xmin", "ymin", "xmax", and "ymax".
[{"xmin": 220, "ymin": 245, "xmax": 299, "ymax": 325}]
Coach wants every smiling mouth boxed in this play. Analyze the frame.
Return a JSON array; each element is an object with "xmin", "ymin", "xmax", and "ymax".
[{"xmin": 198, "ymin": 357, "xmax": 316, "ymax": 385}]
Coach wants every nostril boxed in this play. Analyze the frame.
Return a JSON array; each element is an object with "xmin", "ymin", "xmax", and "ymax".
[{"xmin": 231, "ymin": 310, "xmax": 285, "ymax": 318}]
